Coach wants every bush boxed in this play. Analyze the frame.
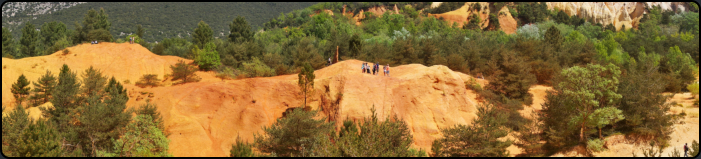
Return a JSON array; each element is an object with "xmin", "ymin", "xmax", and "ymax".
[
  {"xmin": 517, "ymin": 24, "xmax": 541, "ymax": 40},
  {"xmin": 193, "ymin": 42, "xmax": 222, "ymax": 71},
  {"xmin": 170, "ymin": 60, "xmax": 201, "ymax": 84},
  {"xmin": 241, "ymin": 57, "xmax": 276, "ymax": 78},
  {"xmin": 586, "ymin": 139, "xmax": 605, "ymax": 153},
  {"xmin": 135, "ymin": 74, "xmax": 161, "ymax": 88},
  {"xmin": 214, "ymin": 65, "xmax": 240, "ymax": 80}
]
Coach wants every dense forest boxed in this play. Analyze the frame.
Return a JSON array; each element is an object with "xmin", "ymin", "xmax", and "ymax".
[
  {"xmin": 2, "ymin": 2, "xmax": 316, "ymax": 42},
  {"xmin": 3, "ymin": 2, "xmax": 700, "ymax": 157}
]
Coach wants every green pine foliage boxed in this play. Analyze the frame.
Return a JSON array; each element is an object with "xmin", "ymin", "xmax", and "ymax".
[
  {"xmin": 80, "ymin": 66, "xmax": 108, "ymax": 97},
  {"xmin": 229, "ymin": 16, "xmax": 254, "ymax": 43},
  {"xmin": 135, "ymin": 74, "xmax": 161, "ymax": 88},
  {"xmin": 230, "ymin": 136, "xmax": 256, "ymax": 157},
  {"xmin": 20, "ymin": 22, "xmax": 41, "ymax": 58},
  {"xmin": 11, "ymin": 74, "xmax": 31, "ymax": 106},
  {"xmin": 335, "ymin": 106, "xmax": 416, "ymax": 157},
  {"xmin": 43, "ymin": 64, "xmax": 81, "ymax": 139},
  {"xmin": 253, "ymin": 108, "xmax": 334, "ymax": 157},
  {"xmin": 16, "ymin": 119, "xmax": 63, "ymax": 157},
  {"xmin": 97, "ymin": 115, "xmax": 172, "ymax": 157},
  {"xmin": 298, "ymin": 62, "xmax": 315, "ymax": 107},
  {"xmin": 30, "ymin": 70, "xmax": 57, "ymax": 107},
  {"xmin": 192, "ymin": 21, "xmax": 213, "ymax": 48},
  {"xmin": 2, "ymin": 104, "xmax": 32, "ymax": 157},
  {"xmin": 135, "ymin": 102, "xmax": 165, "ymax": 134},
  {"xmin": 78, "ymin": 88, "xmax": 132, "ymax": 157},
  {"xmin": 2, "ymin": 27, "xmax": 18, "ymax": 58},
  {"xmin": 170, "ymin": 60, "xmax": 201, "ymax": 84},
  {"xmin": 432, "ymin": 102, "xmax": 512, "ymax": 157},
  {"xmin": 104, "ymin": 77, "xmax": 127, "ymax": 97},
  {"xmin": 539, "ymin": 63, "xmax": 625, "ymax": 153},
  {"xmin": 691, "ymin": 140, "xmax": 700, "ymax": 157}
]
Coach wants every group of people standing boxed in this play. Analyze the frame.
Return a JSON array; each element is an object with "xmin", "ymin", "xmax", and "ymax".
[{"xmin": 362, "ymin": 62, "xmax": 389, "ymax": 77}]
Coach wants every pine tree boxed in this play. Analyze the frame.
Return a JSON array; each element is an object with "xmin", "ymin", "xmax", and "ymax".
[
  {"xmin": 2, "ymin": 104, "xmax": 31, "ymax": 157},
  {"xmin": 544, "ymin": 25, "xmax": 563, "ymax": 52},
  {"xmin": 135, "ymin": 102, "xmax": 165, "ymax": 134},
  {"xmin": 97, "ymin": 115, "xmax": 172, "ymax": 157},
  {"xmin": 192, "ymin": 20, "xmax": 213, "ymax": 48},
  {"xmin": 20, "ymin": 22, "xmax": 40, "ymax": 58},
  {"xmin": 298, "ymin": 62, "xmax": 315, "ymax": 107},
  {"xmin": 78, "ymin": 88, "xmax": 131, "ymax": 157},
  {"xmin": 42, "ymin": 64, "xmax": 81, "ymax": 151},
  {"xmin": 336, "ymin": 106, "xmax": 416, "ymax": 157},
  {"xmin": 230, "ymin": 136, "xmax": 255, "ymax": 157},
  {"xmin": 80, "ymin": 66, "xmax": 108, "ymax": 97},
  {"xmin": 254, "ymin": 108, "xmax": 334, "ymax": 157},
  {"xmin": 170, "ymin": 60, "xmax": 201, "ymax": 84},
  {"xmin": 229, "ymin": 15, "xmax": 254, "ymax": 43},
  {"xmin": 16, "ymin": 119, "xmax": 62, "ymax": 157},
  {"xmin": 546, "ymin": 63, "xmax": 622, "ymax": 143},
  {"xmin": 514, "ymin": 114, "xmax": 545, "ymax": 157},
  {"xmin": 30, "ymin": 70, "xmax": 57, "ymax": 107},
  {"xmin": 11, "ymin": 74, "xmax": 31, "ymax": 106},
  {"xmin": 136, "ymin": 24, "xmax": 144, "ymax": 39},
  {"xmin": 432, "ymin": 102, "xmax": 512, "ymax": 157},
  {"xmin": 104, "ymin": 77, "xmax": 127, "ymax": 98},
  {"xmin": 3, "ymin": 27, "xmax": 17, "ymax": 58}
]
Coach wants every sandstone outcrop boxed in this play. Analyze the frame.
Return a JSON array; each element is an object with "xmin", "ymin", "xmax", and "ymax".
[{"xmin": 547, "ymin": 2, "xmax": 688, "ymax": 31}]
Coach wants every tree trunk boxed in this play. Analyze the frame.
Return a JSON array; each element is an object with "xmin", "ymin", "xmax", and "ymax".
[
  {"xmin": 599, "ymin": 127, "xmax": 602, "ymax": 139},
  {"xmin": 580, "ymin": 117, "xmax": 586, "ymax": 142}
]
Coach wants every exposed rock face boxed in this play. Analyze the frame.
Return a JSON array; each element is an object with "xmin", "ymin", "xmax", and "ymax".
[
  {"xmin": 1, "ymin": 43, "xmax": 189, "ymax": 107},
  {"xmin": 352, "ymin": 5, "xmax": 401, "ymax": 26},
  {"xmin": 427, "ymin": 2, "xmax": 518, "ymax": 34},
  {"xmin": 2, "ymin": 2, "xmax": 85, "ymax": 18},
  {"xmin": 2, "ymin": 43, "xmax": 485, "ymax": 156},
  {"xmin": 546, "ymin": 2, "xmax": 688, "ymax": 31}
]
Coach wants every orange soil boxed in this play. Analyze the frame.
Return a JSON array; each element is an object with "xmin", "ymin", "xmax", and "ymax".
[
  {"xmin": 2, "ymin": 43, "xmax": 482, "ymax": 156},
  {"xmin": 2, "ymin": 43, "xmax": 697, "ymax": 157}
]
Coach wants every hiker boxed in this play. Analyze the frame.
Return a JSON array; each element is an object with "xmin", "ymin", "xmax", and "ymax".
[
  {"xmin": 328, "ymin": 57, "xmax": 332, "ymax": 66},
  {"xmin": 372, "ymin": 62, "xmax": 377, "ymax": 75},
  {"xmin": 366, "ymin": 63, "xmax": 371, "ymax": 74},
  {"xmin": 362, "ymin": 63, "xmax": 366, "ymax": 73},
  {"xmin": 374, "ymin": 62, "xmax": 379, "ymax": 75},
  {"xmin": 383, "ymin": 64, "xmax": 387, "ymax": 76},
  {"xmin": 385, "ymin": 64, "xmax": 390, "ymax": 77},
  {"xmin": 376, "ymin": 63, "xmax": 380, "ymax": 75},
  {"xmin": 684, "ymin": 143, "xmax": 689, "ymax": 157}
]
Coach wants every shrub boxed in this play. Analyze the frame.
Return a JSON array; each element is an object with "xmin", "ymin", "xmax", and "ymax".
[
  {"xmin": 586, "ymin": 139, "xmax": 605, "ymax": 153},
  {"xmin": 193, "ymin": 42, "xmax": 222, "ymax": 71},
  {"xmin": 62, "ymin": 49, "xmax": 70, "ymax": 55},
  {"xmin": 135, "ymin": 74, "xmax": 161, "ymax": 88},
  {"xmin": 170, "ymin": 60, "xmax": 201, "ymax": 84},
  {"xmin": 241, "ymin": 57, "xmax": 276, "ymax": 78},
  {"xmin": 214, "ymin": 66, "xmax": 240, "ymax": 80},
  {"xmin": 517, "ymin": 24, "xmax": 541, "ymax": 40}
]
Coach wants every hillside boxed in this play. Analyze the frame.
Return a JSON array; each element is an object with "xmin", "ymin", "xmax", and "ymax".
[
  {"xmin": 2, "ymin": 2, "xmax": 316, "ymax": 42},
  {"xmin": 2, "ymin": 43, "xmax": 698, "ymax": 157},
  {"xmin": 2, "ymin": 43, "xmax": 487, "ymax": 156}
]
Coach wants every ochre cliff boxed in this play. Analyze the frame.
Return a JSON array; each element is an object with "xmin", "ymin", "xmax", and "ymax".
[{"xmin": 1, "ymin": 43, "xmax": 487, "ymax": 156}]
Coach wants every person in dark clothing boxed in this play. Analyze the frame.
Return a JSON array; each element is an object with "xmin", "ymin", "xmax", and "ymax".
[
  {"xmin": 375, "ymin": 63, "xmax": 379, "ymax": 75},
  {"xmin": 366, "ymin": 63, "xmax": 371, "ymax": 74},
  {"xmin": 372, "ymin": 62, "xmax": 377, "ymax": 75}
]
